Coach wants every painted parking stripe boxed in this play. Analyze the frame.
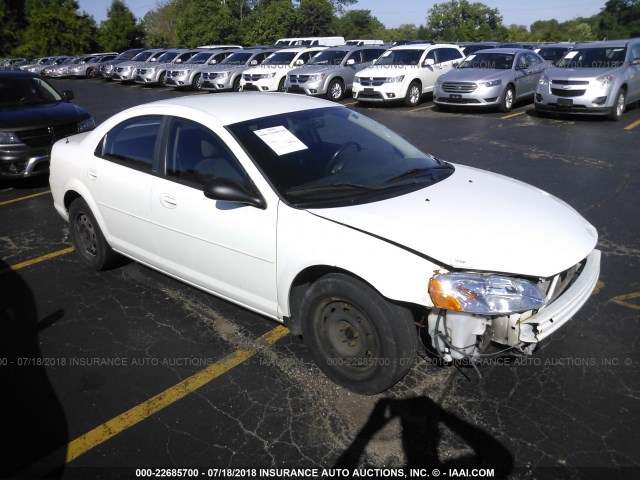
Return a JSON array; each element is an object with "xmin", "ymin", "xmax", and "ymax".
[
  {"xmin": 65, "ymin": 325, "xmax": 290, "ymax": 463},
  {"xmin": 624, "ymin": 119, "xmax": 640, "ymax": 130},
  {"xmin": 0, "ymin": 189, "xmax": 51, "ymax": 207},
  {"xmin": 501, "ymin": 111, "xmax": 526, "ymax": 120},
  {"xmin": 2, "ymin": 246, "xmax": 75, "ymax": 272},
  {"xmin": 409, "ymin": 105, "xmax": 435, "ymax": 113}
]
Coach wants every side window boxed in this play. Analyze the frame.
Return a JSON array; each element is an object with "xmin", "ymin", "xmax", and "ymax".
[
  {"xmin": 425, "ymin": 49, "xmax": 437, "ymax": 63},
  {"xmin": 254, "ymin": 52, "xmax": 269, "ymax": 64},
  {"xmin": 98, "ymin": 115, "xmax": 162, "ymax": 172},
  {"xmin": 526, "ymin": 52, "xmax": 541, "ymax": 66},
  {"xmin": 516, "ymin": 54, "xmax": 528, "ymax": 69},
  {"xmin": 346, "ymin": 50, "xmax": 363, "ymax": 64},
  {"xmin": 447, "ymin": 48, "xmax": 464, "ymax": 61},
  {"xmin": 630, "ymin": 44, "xmax": 640, "ymax": 61},
  {"xmin": 363, "ymin": 48, "xmax": 386, "ymax": 63},
  {"xmin": 165, "ymin": 118, "xmax": 246, "ymax": 188}
]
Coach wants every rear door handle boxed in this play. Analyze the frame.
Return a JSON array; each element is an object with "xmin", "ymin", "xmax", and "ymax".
[
  {"xmin": 160, "ymin": 193, "xmax": 178, "ymax": 209},
  {"xmin": 87, "ymin": 168, "xmax": 97, "ymax": 181}
]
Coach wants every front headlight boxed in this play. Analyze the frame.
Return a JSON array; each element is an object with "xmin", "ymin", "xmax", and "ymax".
[
  {"xmin": 217, "ymin": 71, "xmax": 230, "ymax": 79},
  {"xmin": 384, "ymin": 75, "xmax": 405, "ymax": 83},
  {"xmin": 78, "ymin": 117, "xmax": 96, "ymax": 133},
  {"xmin": 0, "ymin": 131, "xmax": 22, "ymax": 145},
  {"xmin": 308, "ymin": 73, "xmax": 326, "ymax": 82},
  {"xmin": 428, "ymin": 272, "xmax": 545, "ymax": 315},
  {"xmin": 480, "ymin": 79, "xmax": 502, "ymax": 87},
  {"xmin": 354, "ymin": 76, "xmax": 361, "ymax": 84},
  {"xmin": 262, "ymin": 72, "xmax": 277, "ymax": 79},
  {"xmin": 595, "ymin": 74, "xmax": 614, "ymax": 88},
  {"xmin": 539, "ymin": 75, "xmax": 549, "ymax": 85}
]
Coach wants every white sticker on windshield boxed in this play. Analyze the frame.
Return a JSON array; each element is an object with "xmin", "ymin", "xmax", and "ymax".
[
  {"xmin": 465, "ymin": 54, "xmax": 476, "ymax": 61},
  {"xmin": 254, "ymin": 126, "xmax": 308, "ymax": 156},
  {"xmin": 563, "ymin": 51, "xmax": 578, "ymax": 59}
]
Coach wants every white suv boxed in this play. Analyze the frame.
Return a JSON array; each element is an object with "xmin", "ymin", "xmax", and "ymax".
[
  {"xmin": 353, "ymin": 43, "xmax": 464, "ymax": 106},
  {"xmin": 239, "ymin": 46, "xmax": 326, "ymax": 92}
]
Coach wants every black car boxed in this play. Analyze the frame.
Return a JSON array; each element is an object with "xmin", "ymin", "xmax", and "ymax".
[{"xmin": 0, "ymin": 70, "xmax": 95, "ymax": 178}]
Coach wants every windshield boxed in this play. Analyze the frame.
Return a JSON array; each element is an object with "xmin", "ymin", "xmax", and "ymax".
[
  {"xmin": 227, "ymin": 107, "xmax": 453, "ymax": 207},
  {"xmin": 376, "ymin": 49, "xmax": 423, "ymax": 66},
  {"xmin": 131, "ymin": 51, "xmax": 155, "ymax": 62},
  {"xmin": 556, "ymin": 47, "xmax": 626, "ymax": 68},
  {"xmin": 221, "ymin": 52, "xmax": 253, "ymax": 65},
  {"xmin": 263, "ymin": 52, "xmax": 297, "ymax": 66},
  {"xmin": 537, "ymin": 47, "xmax": 570, "ymax": 63},
  {"xmin": 0, "ymin": 76, "xmax": 63, "ymax": 107},
  {"xmin": 459, "ymin": 53, "xmax": 514, "ymax": 69},
  {"xmin": 156, "ymin": 52, "xmax": 179, "ymax": 63},
  {"xmin": 187, "ymin": 52, "xmax": 214, "ymax": 64},
  {"xmin": 308, "ymin": 50, "xmax": 348, "ymax": 66}
]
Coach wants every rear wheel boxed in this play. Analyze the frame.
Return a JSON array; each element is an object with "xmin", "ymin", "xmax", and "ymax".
[
  {"xmin": 69, "ymin": 198, "xmax": 120, "ymax": 270},
  {"xmin": 404, "ymin": 81, "xmax": 421, "ymax": 107},
  {"xmin": 300, "ymin": 273, "xmax": 417, "ymax": 394},
  {"xmin": 608, "ymin": 89, "xmax": 625, "ymax": 121}
]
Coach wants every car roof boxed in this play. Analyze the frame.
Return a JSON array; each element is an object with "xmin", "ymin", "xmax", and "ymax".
[
  {"xmin": 391, "ymin": 43, "xmax": 459, "ymax": 50},
  {"xmin": 128, "ymin": 93, "xmax": 340, "ymax": 126},
  {"xmin": 474, "ymin": 48, "xmax": 530, "ymax": 54},
  {"xmin": 0, "ymin": 70, "xmax": 39, "ymax": 79},
  {"xmin": 573, "ymin": 39, "xmax": 635, "ymax": 48}
]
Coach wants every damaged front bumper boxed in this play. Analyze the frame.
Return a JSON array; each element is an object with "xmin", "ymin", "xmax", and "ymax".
[{"xmin": 427, "ymin": 249, "xmax": 601, "ymax": 361}]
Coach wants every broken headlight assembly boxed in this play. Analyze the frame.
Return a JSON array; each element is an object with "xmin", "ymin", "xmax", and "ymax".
[{"xmin": 428, "ymin": 272, "xmax": 546, "ymax": 315}]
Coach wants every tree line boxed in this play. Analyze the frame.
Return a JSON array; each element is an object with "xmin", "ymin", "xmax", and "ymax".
[{"xmin": 1, "ymin": 0, "xmax": 638, "ymax": 57}]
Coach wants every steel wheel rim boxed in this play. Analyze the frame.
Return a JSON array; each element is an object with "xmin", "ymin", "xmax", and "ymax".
[
  {"xmin": 320, "ymin": 300, "xmax": 378, "ymax": 366},
  {"xmin": 75, "ymin": 213, "xmax": 97, "ymax": 257}
]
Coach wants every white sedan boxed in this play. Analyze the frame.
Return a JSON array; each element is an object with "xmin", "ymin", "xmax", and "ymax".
[{"xmin": 50, "ymin": 93, "xmax": 600, "ymax": 394}]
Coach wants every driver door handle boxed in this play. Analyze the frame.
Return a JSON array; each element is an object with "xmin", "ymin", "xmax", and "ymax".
[{"xmin": 160, "ymin": 193, "xmax": 178, "ymax": 209}]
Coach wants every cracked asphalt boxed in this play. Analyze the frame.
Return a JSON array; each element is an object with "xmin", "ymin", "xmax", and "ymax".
[{"xmin": 0, "ymin": 79, "xmax": 639, "ymax": 480}]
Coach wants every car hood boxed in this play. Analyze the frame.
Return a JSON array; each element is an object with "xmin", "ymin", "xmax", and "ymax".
[
  {"xmin": 545, "ymin": 66, "xmax": 622, "ymax": 80},
  {"xmin": 308, "ymin": 164, "xmax": 597, "ymax": 278},
  {"xmin": 0, "ymin": 102, "xmax": 90, "ymax": 130},
  {"xmin": 291, "ymin": 65, "xmax": 338, "ymax": 75},
  {"xmin": 440, "ymin": 68, "xmax": 510, "ymax": 82}
]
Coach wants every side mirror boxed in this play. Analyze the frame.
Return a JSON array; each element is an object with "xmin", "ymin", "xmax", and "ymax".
[
  {"xmin": 62, "ymin": 90, "xmax": 74, "ymax": 101},
  {"xmin": 346, "ymin": 59, "xmax": 356, "ymax": 66},
  {"xmin": 295, "ymin": 59, "xmax": 304, "ymax": 65},
  {"xmin": 209, "ymin": 59, "xmax": 218, "ymax": 65},
  {"xmin": 203, "ymin": 178, "xmax": 266, "ymax": 209},
  {"xmin": 250, "ymin": 60, "xmax": 258, "ymax": 66},
  {"xmin": 516, "ymin": 63, "xmax": 529, "ymax": 70},
  {"xmin": 424, "ymin": 58, "xmax": 435, "ymax": 67},
  {"xmin": 631, "ymin": 57, "xmax": 640, "ymax": 66}
]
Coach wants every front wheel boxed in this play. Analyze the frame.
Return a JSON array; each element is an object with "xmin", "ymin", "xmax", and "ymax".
[
  {"xmin": 192, "ymin": 73, "xmax": 203, "ymax": 90},
  {"xmin": 69, "ymin": 198, "xmax": 120, "ymax": 270},
  {"xmin": 499, "ymin": 85, "xmax": 515, "ymax": 112},
  {"xmin": 300, "ymin": 273, "xmax": 417, "ymax": 394},
  {"xmin": 278, "ymin": 77, "xmax": 286, "ymax": 92},
  {"xmin": 608, "ymin": 89, "xmax": 625, "ymax": 121},
  {"xmin": 404, "ymin": 81, "xmax": 421, "ymax": 107},
  {"xmin": 327, "ymin": 79, "xmax": 344, "ymax": 101}
]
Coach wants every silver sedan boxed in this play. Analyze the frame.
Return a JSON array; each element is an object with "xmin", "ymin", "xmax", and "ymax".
[{"xmin": 434, "ymin": 48, "xmax": 546, "ymax": 112}]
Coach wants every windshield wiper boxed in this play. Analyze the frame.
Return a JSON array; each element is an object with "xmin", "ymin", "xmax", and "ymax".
[
  {"xmin": 383, "ymin": 164, "xmax": 453, "ymax": 185},
  {"xmin": 287, "ymin": 182, "xmax": 381, "ymax": 196}
]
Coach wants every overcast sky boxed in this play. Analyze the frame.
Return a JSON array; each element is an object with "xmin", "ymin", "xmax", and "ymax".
[{"xmin": 77, "ymin": 0, "xmax": 607, "ymax": 29}]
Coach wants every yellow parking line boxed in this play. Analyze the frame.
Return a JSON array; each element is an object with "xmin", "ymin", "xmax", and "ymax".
[
  {"xmin": 65, "ymin": 325, "xmax": 290, "ymax": 463},
  {"xmin": 0, "ymin": 189, "xmax": 51, "ymax": 206},
  {"xmin": 624, "ymin": 119, "xmax": 640, "ymax": 130},
  {"xmin": 501, "ymin": 111, "xmax": 525, "ymax": 120},
  {"xmin": 3, "ymin": 246, "xmax": 75, "ymax": 272},
  {"xmin": 342, "ymin": 101, "xmax": 358, "ymax": 106},
  {"xmin": 410, "ymin": 105, "xmax": 435, "ymax": 112}
]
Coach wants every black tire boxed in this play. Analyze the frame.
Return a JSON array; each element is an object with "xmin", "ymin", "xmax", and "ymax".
[
  {"xmin": 232, "ymin": 75, "xmax": 241, "ymax": 92},
  {"xmin": 499, "ymin": 85, "xmax": 515, "ymax": 113},
  {"xmin": 158, "ymin": 71, "xmax": 167, "ymax": 87},
  {"xmin": 300, "ymin": 273, "xmax": 417, "ymax": 394},
  {"xmin": 607, "ymin": 88, "xmax": 625, "ymax": 121},
  {"xmin": 404, "ymin": 81, "xmax": 421, "ymax": 107},
  {"xmin": 327, "ymin": 79, "xmax": 344, "ymax": 101},
  {"xmin": 69, "ymin": 198, "xmax": 120, "ymax": 271},
  {"xmin": 278, "ymin": 77, "xmax": 286, "ymax": 92},
  {"xmin": 192, "ymin": 73, "xmax": 202, "ymax": 90}
]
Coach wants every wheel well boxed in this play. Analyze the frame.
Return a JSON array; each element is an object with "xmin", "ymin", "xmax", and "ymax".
[
  {"xmin": 330, "ymin": 77, "xmax": 344, "ymax": 86},
  {"xmin": 63, "ymin": 190, "xmax": 82, "ymax": 212},
  {"xmin": 286, "ymin": 266, "xmax": 416, "ymax": 335}
]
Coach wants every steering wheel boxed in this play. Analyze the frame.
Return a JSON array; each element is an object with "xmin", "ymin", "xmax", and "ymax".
[{"xmin": 327, "ymin": 141, "xmax": 362, "ymax": 175}]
